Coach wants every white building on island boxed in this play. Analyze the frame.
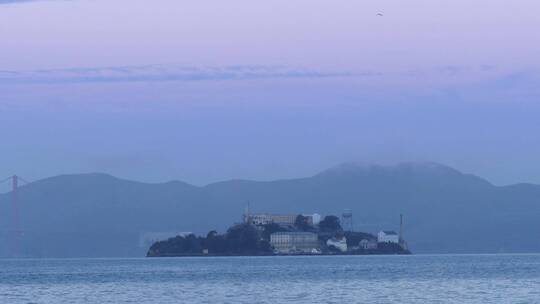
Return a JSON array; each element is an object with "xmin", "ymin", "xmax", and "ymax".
[
  {"xmin": 247, "ymin": 213, "xmax": 321, "ymax": 227},
  {"xmin": 270, "ymin": 232, "xmax": 319, "ymax": 253},
  {"xmin": 248, "ymin": 214, "xmax": 297, "ymax": 226},
  {"xmin": 377, "ymin": 231, "xmax": 399, "ymax": 244}
]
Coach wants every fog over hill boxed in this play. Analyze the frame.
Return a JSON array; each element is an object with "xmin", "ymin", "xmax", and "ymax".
[{"xmin": 1, "ymin": 162, "xmax": 540, "ymax": 257}]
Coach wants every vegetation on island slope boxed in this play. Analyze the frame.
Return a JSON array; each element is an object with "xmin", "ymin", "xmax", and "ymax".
[{"xmin": 147, "ymin": 223, "xmax": 272, "ymax": 257}]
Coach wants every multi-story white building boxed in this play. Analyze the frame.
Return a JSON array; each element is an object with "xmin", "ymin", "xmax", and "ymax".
[
  {"xmin": 248, "ymin": 214, "xmax": 274, "ymax": 225},
  {"xmin": 270, "ymin": 214, "xmax": 297, "ymax": 226},
  {"xmin": 270, "ymin": 232, "xmax": 319, "ymax": 253},
  {"xmin": 248, "ymin": 214, "xmax": 297, "ymax": 226},
  {"xmin": 377, "ymin": 231, "xmax": 399, "ymax": 243}
]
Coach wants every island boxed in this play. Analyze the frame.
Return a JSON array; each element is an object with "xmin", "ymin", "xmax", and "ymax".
[{"xmin": 147, "ymin": 213, "xmax": 411, "ymax": 257}]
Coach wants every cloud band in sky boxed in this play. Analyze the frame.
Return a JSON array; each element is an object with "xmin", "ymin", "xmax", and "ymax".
[
  {"xmin": 0, "ymin": 0, "xmax": 43, "ymax": 4},
  {"xmin": 0, "ymin": 65, "xmax": 357, "ymax": 85}
]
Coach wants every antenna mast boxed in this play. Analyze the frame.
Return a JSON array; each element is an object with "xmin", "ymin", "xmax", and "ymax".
[
  {"xmin": 244, "ymin": 201, "xmax": 251, "ymax": 224},
  {"xmin": 11, "ymin": 175, "xmax": 20, "ymax": 257},
  {"xmin": 399, "ymin": 214, "xmax": 403, "ymax": 242}
]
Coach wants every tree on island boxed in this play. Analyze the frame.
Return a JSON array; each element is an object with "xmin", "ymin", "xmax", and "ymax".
[
  {"xmin": 204, "ymin": 230, "xmax": 227, "ymax": 254},
  {"xmin": 147, "ymin": 234, "xmax": 205, "ymax": 257},
  {"xmin": 207, "ymin": 230, "xmax": 218, "ymax": 239},
  {"xmin": 226, "ymin": 223, "xmax": 272, "ymax": 255},
  {"xmin": 318, "ymin": 215, "xmax": 342, "ymax": 232},
  {"xmin": 294, "ymin": 214, "xmax": 310, "ymax": 231},
  {"xmin": 261, "ymin": 223, "xmax": 287, "ymax": 240}
]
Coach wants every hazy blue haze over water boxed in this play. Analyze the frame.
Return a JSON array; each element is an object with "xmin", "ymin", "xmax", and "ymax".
[{"xmin": 1, "ymin": 255, "xmax": 540, "ymax": 303}]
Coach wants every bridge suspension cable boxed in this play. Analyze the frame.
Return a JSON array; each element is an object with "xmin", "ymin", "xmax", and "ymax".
[
  {"xmin": 0, "ymin": 175, "xmax": 30, "ymax": 187},
  {"xmin": 0, "ymin": 176, "xmax": 13, "ymax": 184}
]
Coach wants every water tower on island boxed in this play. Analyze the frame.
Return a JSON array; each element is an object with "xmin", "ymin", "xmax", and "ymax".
[{"xmin": 341, "ymin": 209, "xmax": 353, "ymax": 232}]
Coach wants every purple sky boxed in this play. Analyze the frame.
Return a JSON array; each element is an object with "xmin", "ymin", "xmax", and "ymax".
[{"xmin": 1, "ymin": 0, "xmax": 540, "ymax": 188}]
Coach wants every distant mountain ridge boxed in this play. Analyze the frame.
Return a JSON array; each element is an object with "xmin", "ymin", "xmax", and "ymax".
[{"xmin": 1, "ymin": 162, "xmax": 539, "ymax": 257}]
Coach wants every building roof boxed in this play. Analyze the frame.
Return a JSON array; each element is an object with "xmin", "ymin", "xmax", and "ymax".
[
  {"xmin": 271, "ymin": 232, "xmax": 317, "ymax": 236},
  {"xmin": 381, "ymin": 231, "xmax": 398, "ymax": 235}
]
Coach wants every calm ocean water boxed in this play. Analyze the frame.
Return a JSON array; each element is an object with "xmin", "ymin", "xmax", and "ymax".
[{"xmin": 1, "ymin": 254, "xmax": 540, "ymax": 303}]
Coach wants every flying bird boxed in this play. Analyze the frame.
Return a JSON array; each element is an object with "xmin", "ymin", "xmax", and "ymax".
[{"xmin": 377, "ymin": 13, "xmax": 384, "ymax": 16}]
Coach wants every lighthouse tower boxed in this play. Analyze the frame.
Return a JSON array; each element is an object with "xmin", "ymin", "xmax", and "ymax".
[{"xmin": 399, "ymin": 214, "xmax": 408, "ymax": 250}]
